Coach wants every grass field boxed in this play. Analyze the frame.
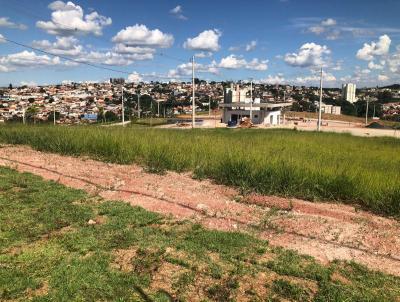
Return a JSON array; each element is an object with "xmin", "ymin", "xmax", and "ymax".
[
  {"xmin": 286, "ymin": 111, "xmax": 400, "ymax": 128},
  {"xmin": 0, "ymin": 125, "xmax": 399, "ymax": 217},
  {"xmin": 1, "ymin": 167, "xmax": 400, "ymax": 301}
]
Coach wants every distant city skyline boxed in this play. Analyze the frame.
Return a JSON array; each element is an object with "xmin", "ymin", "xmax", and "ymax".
[{"xmin": 0, "ymin": 0, "xmax": 400, "ymax": 87}]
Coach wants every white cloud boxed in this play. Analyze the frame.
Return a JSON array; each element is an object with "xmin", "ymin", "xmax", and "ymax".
[
  {"xmin": 113, "ymin": 43, "xmax": 156, "ymax": 55},
  {"xmin": 32, "ymin": 36, "xmax": 83, "ymax": 56},
  {"xmin": 0, "ymin": 65, "xmax": 9, "ymax": 72},
  {"xmin": 0, "ymin": 17, "xmax": 27, "ymax": 30},
  {"xmin": 168, "ymin": 61, "xmax": 219, "ymax": 77},
  {"xmin": 284, "ymin": 43, "xmax": 331, "ymax": 67},
  {"xmin": 0, "ymin": 50, "xmax": 65, "ymax": 72},
  {"xmin": 195, "ymin": 52, "xmax": 212, "ymax": 58},
  {"xmin": 183, "ymin": 29, "xmax": 221, "ymax": 52},
  {"xmin": 368, "ymin": 60, "xmax": 385, "ymax": 70},
  {"xmin": 294, "ymin": 71, "xmax": 336, "ymax": 85},
  {"xmin": 218, "ymin": 55, "xmax": 268, "ymax": 71},
  {"xmin": 321, "ymin": 18, "xmax": 337, "ymax": 27},
  {"xmin": 356, "ymin": 34, "xmax": 391, "ymax": 61},
  {"xmin": 36, "ymin": 1, "xmax": 112, "ymax": 36},
  {"xmin": 388, "ymin": 47, "xmax": 400, "ymax": 73},
  {"xmin": 112, "ymin": 24, "xmax": 174, "ymax": 48},
  {"xmin": 228, "ymin": 46, "xmax": 240, "ymax": 52},
  {"xmin": 245, "ymin": 40, "xmax": 257, "ymax": 52},
  {"xmin": 0, "ymin": 34, "xmax": 5, "ymax": 43},
  {"xmin": 78, "ymin": 51, "xmax": 152, "ymax": 66},
  {"xmin": 306, "ymin": 18, "xmax": 339, "ymax": 39},
  {"xmin": 20, "ymin": 81, "xmax": 37, "ymax": 87},
  {"xmin": 378, "ymin": 74, "xmax": 389, "ymax": 82},
  {"xmin": 127, "ymin": 72, "xmax": 142, "ymax": 83},
  {"xmin": 169, "ymin": 5, "xmax": 187, "ymax": 20},
  {"xmin": 259, "ymin": 74, "xmax": 285, "ymax": 85}
]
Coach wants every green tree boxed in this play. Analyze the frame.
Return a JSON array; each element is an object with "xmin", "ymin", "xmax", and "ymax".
[{"xmin": 26, "ymin": 105, "xmax": 39, "ymax": 124}]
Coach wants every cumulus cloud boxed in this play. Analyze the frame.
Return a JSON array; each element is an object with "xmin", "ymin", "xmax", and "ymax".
[
  {"xmin": 378, "ymin": 74, "xmax": 389, "ymax": 82},
  {"xmin": 307, "ymin": 18, "xmax": 340, "ymax": 39},
  {"xmin": 259, "ymin": 74, "xmax": 285, "ymax": 85},
  {"xmin": 0, "ymin": 50, "xmax": 66, "ymax": 72},
  {"xmin": 112, "ymin": 24, "xmax": 174, "ymax": 48},
  {"xmin": 387, "ymin": 47, "xmax": 400, "ymax": 73},
  {"xmin": 113, "ymin": 43, "xmax": 156, "ymax": 55},
  {"xmin": 284, "ymin": 43, "xmax": 331, "ymax": 67},
  {"xmin": 32, "ymin": 36, "xmax": 83, "ymax": 56},
  {"xmin": 77, "ymin": 51, "xmax": 152, "ymax": 66},
  {"xmin": 0, "ymin": 34, "xmax": 5, "ymax": 43},
  {"xmin": 356, "ymin": 35, "xmax": 391, "ymax": 61},
  {"xmin": 127, "ymin": 72, "xmax": 142, "ymax": 83},
  {"xmin": 218, "ymin": 55, "xmax": 268, "ymax": 71},
  {"xmin": 294, "ymin": 71, "xmax": 336, "ymax": 85},
  {"xmin": 20, "ymin": 81, "xmax": 37, "ymax": 87},
  {"xmin": 195, "ymin": 52, "xmax": 212, "ymax": 58},
  {"xmin": 183, "ymin": 29, "xmax": 221, "ymax": 52},
  {"xmin": 245, "ymin": 40, "xmax": 257, "ymax": 52},
  {"xmin": 168, "ymin": 61, "xmax": 219, "ymax": 78},
  {"xmin": 0, "ymin": 17, "xmax": 27, "ymax": 30},
  {"xmin": 169, "ymin": 5, "xmax": 187, "ymax": 20},
  {"xmin": 36, "ymin": 1, "xmax": 112, "ymax": 36},
  {"xmin": 368, "ymin": 60, "xmax": 385, "ymax": 70},
  {"xmin": 321, "ymin": 18, "xmax": 337, "ymax": 27}
]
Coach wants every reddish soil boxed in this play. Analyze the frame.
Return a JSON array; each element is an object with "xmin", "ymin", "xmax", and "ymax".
[{"xmin": 0, "ymin": 145, "xmax": 399, "ymax": 276}]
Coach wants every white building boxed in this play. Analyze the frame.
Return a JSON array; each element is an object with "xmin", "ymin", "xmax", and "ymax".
[
  {"xmin": 320, "ymin": 103, "xmax": 341, "ymax": 115},
  {"xmin": 220, "ymin": 84, "xmax": 291, "ymax": 126},
  {"xmin": 342, "ymin": 83, "xmax": 356, "ymax": 103}
]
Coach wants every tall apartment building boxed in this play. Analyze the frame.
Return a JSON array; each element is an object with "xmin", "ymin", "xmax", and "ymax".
[{"xmin": 342, "ymin": 83, "xmax": 356, "ymax": 103}]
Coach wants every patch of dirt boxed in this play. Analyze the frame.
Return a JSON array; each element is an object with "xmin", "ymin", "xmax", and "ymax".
[
  {"xmin": 0, "ymin": 145, "xmax": 399, "ymax": 276},
  {"xmin": 330, "ymin": 272, "xmax": 351, "ymax": 285},
  {"xmin": 111, "ymin": 247, "xmax": 137, "ymax": 272},
  {"xmin": 25, "ymin": 281, "xmax": 49, "ymax": 299}
]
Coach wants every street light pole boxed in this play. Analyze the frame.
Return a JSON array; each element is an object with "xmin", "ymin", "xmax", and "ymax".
[
  {"xmin": 137, "ymin": 91, "xmax": 141, "ymax": 119},
  {"xmin": 209, "ymin": 95, "xmax": 211, "ymax": 117},
  {"xmin": 317, "ymin": 68, "xmax": 323, "ymax": 132},
  {"xmin": 22, "ymin": 106, "xmax": 26, "ymax": 125},
  {"xmin": 53, "ymin": 104, "xmax": 56, "ymax": 125},
  {"xmin": 365, "ymin": 98, "xmax": 369, "ymax": 126},
  {"xmin": 192, "ymin": 55, "xmax": 195, "ymax": 129},
  {"xmin": 121, "ymin": 86, "xmax": 125, "ymax": 126},
  {"xmin": 250, "ymin": 79, "xmax": 253, "ymax": 122}
]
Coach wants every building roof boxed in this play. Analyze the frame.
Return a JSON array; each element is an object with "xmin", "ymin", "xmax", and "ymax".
[{"xmin": 219, "ymin": 102, "xmax": 292, "ymax": 109}]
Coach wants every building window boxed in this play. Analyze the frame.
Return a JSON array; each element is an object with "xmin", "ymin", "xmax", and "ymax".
[{"xmin": 254, "ymin": 115, "xmax": 258, "ymax": 118}]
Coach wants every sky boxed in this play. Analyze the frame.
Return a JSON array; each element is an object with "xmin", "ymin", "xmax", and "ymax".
[{"xmin": 0, "ymin": 0, "xmax": 400, "ymax": 87}]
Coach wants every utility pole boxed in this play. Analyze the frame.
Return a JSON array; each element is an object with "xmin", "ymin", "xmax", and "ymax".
[
  {"xmin": 192, "ymin": 56, "xmax": 195, "ymax": 129},
  {"xmin": 365, "ymin": 98, "xmax": 369, "ymax": 126},
  {"xmin": 137, "ymin": 91, "xmax": 141, "ymax": 119},
  {"xmin": 250, "ymin": 79, "xmax": 253, "ymax": 122},
  {"xmin": 317, "ymin": 68, "xmax": 323, "ymax": 131},
  {"xmin": 22, "ymin": 106, "xmax": 26, "ymax": 125},
  {"xmin": 157, "ymin": 100, "xmax": 160, "ymax": 117},
  {"xmin": 121, "ymin": 86, "xmax": 125, "ymax": 126},
  {"xmin": 208, "ymin": 95, "xmax": 211, "ymax": 117},
  {"xmin": 53, "ymin": 104, "xmax": 56, "ymax": 125}
]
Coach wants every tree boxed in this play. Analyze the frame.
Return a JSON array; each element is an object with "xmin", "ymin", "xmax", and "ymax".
[
  {"xmin": 104, "ymin": 111, "xmax": 118, "ymax": 122},
  {"xmin": 8, "ymin": 83, "xmax": 12, "ymax": 89},
  {"xmin": 378, "ymin": 91, "xmax": 393, "ymax": 103},
  {"xmin": 26, "ymin": 105, "xmax": 39, "ymax": 124}
]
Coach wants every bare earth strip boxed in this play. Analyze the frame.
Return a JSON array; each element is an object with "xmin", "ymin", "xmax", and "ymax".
[{"xmin": 0, "ymin": 145, "xmax": 399, "ymax": 276}]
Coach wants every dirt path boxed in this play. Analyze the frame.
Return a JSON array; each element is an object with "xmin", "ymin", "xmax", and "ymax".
[{"xmin": 0, "ymin": 145, "xmax": 399, "ymax": 276}]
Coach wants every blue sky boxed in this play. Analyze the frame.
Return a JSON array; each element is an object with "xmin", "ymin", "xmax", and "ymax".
[{"xmin": 0, "ymin": 0, "xmax": 400, "ymax": 87}]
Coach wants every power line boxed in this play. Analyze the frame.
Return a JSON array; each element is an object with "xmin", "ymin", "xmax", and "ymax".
[{"xmin": 1, "ymin": 37, "xmax": 191, "ymax": 80}]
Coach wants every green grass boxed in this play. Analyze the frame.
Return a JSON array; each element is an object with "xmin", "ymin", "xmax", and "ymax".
[
  {"xmin": 1, "ymin": 167, "xmax": 400, "ymax": 301},
  {"xmin": 0, "ymin": 125, "xmax": 399, "ymax": 217}
]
